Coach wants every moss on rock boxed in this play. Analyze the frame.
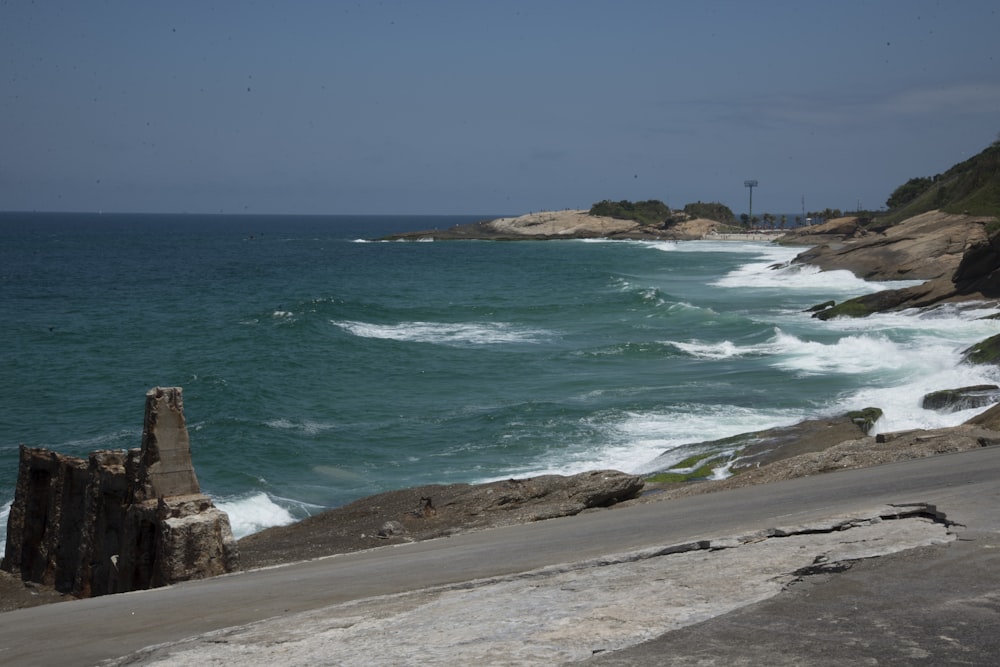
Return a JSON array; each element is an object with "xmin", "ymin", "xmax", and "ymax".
[
  {"xmin": 847, "ymin": 407, "xmax": 883, "ymax": 434},
  {"xmin": 962, "ymin": 333, "xmax": 1000, "ymax": 365}
]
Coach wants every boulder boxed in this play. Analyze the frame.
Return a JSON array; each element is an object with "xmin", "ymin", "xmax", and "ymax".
[
  {"xmin": 922, "ymin": 385, "xmax": 1000, "ymax": 412},
  {"xmin": 1, "ymin": 387, "xmax": 238, "ymax": 598}
]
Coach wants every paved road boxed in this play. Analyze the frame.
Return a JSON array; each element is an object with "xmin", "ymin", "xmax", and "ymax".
[{"xmin": 2, "ymin": 446, "xmax": 998, "ymax": 666}]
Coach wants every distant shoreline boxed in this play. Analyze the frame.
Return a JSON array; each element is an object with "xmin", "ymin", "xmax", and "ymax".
[{"xmin": 380, "ymin": 209, "xmax": 745, "ymax": 242}]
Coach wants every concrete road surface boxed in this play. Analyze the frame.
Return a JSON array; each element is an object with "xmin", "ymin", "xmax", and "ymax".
[{"xmin": 1, "ymin": 446, "xmax": 998, "ymax": 666}]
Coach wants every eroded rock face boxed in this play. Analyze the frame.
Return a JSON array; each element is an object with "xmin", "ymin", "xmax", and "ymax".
[
  {"xmin": 1, "ymin": 387, "xmax": 238, "ymax": 598},
  {"xmin": 788, "ymin": 211, "xmax": 991, "ymax": 281}
]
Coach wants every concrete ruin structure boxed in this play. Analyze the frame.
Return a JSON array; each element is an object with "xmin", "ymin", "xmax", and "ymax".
[{"xmin": 1, "ymin": 387, "xmax": 238, "ymax": 598}]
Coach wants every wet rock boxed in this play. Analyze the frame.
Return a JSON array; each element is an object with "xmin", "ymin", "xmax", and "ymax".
[
  {"xmin": 962, "ymin": 333, "xmax": 1000, "ymax": 366},
  {"xmin": 922, "ymin": 385, "xmax": 1000, "ymax": 412}
]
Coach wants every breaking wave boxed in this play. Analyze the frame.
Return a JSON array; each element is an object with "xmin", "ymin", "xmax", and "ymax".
[{"xmin": 331, "ymin": 320, "xmax": 546, "ymax": 346}]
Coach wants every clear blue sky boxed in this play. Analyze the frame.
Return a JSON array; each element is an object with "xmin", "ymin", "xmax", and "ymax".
[{"xmin": 2, "ymin": 1, "xmax": 998, "ymax": 216}]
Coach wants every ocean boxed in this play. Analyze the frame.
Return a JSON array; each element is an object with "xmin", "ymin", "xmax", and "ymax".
[{"xmin": 3, "ymin": 212, "xmax": 999, "ymax": 544}]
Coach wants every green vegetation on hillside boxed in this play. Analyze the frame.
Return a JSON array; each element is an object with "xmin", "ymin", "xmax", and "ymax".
[
  {"xmin": 882, "ymin": 139, "xmax": 1000, "ymax": 224},
  {"xmin": 588, "ymin": 199, "xmax": 671, "ymax": 225},
  {"xmin": 682, "ymin": 201, "xmax": 736, "ymax": 223}
]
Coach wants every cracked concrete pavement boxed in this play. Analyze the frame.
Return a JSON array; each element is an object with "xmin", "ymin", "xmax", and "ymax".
[{"xmin": 103, "ymin": 507, "xmax": 955, "ymax": 666}]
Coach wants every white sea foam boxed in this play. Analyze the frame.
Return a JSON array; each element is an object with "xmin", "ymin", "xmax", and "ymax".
[
  {"xmin": 216, "ymin": 492, "xmax": 298, "ymax": 539},
  {"xmin": 331, "ymin": 320, "xmax": 545, "ymax": 346},
  {"xmin": 644, "ymin": 240, "xmax": 796, "ymax": 258},
  {"xmin": 714, "ymin": 259, "xmax": 927, "ymax": 295},
  {"xmin": 479, "ymin": 403, "xmax": 806, "ymax": 483},
  {"xmin": 648, "ymin": 296, "xmax": 1000, "ymax": 468},
  {"xmin": 598, "ymin": 404, "xmax": 805, "ymax": 473},
  {"xmin": 0, "ymin": 499, "xmax": 10, "ymax": 551},
  {"xmin": 767, "ymin": 330, "xmax": 914, "ymax": 375},
  {"xmin": 839, "ymin": 365, "xmax": 1000, "ymax": 434},
  {"xmin": 265, "ymin": 418, "xmax": 337, "ymax": 436}
]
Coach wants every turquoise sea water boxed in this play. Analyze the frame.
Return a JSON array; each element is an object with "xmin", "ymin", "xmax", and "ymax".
[{"xmin": 3, "ymin": 212, "xmax": 999, "ymax": 541}]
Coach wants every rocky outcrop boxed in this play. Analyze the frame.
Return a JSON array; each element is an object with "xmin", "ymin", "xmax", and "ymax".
[
  {"xmin": 777, "ymin": 216, "xmax": 865, "ymax": 247},
  {"xmin": 922, "ymin": 385, "xmax": 1000, "ymax": 412},
  {"xmin": 962, "ymin": 333, "xmax": 1000, "ymax": 365},
  {"xmin": 1, "ymin": 387, "xmax": 238, "ymax": 598},
  {"xmin": 787, "ymin": 211, "xmax": 991, "ymax": 282},
  {"xmin": 238, "ymin": 470, "xmax": 644, "ymax": 569},
  {"xmin": 795, "ymin": 211, "xmax": 1000, "ymax": 320},
  {"xmin": 380, "ymin": 210, "xmax": 724, "ymax": 241}
]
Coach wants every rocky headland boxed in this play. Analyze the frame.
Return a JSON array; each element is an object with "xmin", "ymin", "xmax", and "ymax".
[
  {"xmin": 382, "ymin": 208, "xmax": 727, "ymax": 241},
  {"xmin": 779, "ymin": 211, "xmax": 1000, "ymax": 318}
]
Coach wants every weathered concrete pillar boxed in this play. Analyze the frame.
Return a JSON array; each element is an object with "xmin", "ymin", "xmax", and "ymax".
[
  {"xmin": 1, "ymin": 447, "xmax": 89, "ymax": 591},
  {"xmin": 2, "ymin": 387, "xmax": 238, "ymax": 598},
  {"xmin": 132, "ymin": 387, "xmax": 201, "ymax": 502},
  {"xmin": 75, "ymin": 449, "xmax": 132, "ymax": 597}
]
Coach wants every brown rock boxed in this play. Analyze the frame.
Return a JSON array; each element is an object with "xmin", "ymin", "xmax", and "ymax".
[
  {"xmin": 237, "ymin": 470, "xmax": 644, "ymax": 570},
  {"xmin": 790, "ymin": 211, "xmax": 990, "ymax": 282},
  {"xmin": 778, "ymin": 216, "xmax": 864, "ymax": 247}
]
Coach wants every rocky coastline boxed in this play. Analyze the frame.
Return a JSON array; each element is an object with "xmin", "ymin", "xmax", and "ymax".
[
  {"xmin": 241, "ymin": 204, "xmax": 1000, "ymax": 568},
  {"xmin": 381, "ymin": 209, "xmax": 728, "ymax": 241},
  {"xmin": 5, "ymin": 205, "xmax": 1000, "ymax": 613}
]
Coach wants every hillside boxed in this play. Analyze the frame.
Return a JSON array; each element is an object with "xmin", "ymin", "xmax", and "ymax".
[{"xmin": 882, "ymin": 140, "xmax": 1000, "ymax": 224}]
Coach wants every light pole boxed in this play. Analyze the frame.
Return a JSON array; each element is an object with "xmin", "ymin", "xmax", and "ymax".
[{"xmin": 744, "ymin": 180, "xmax": 758, "ymax": 227}]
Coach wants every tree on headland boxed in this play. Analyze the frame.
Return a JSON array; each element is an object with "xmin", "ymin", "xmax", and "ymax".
[
  {"xmin": 682, "ymin": 201, "xmax": 736, "ymax": 223},
  {"xmin": 807, "ymin": 208, "xmax": 843, "ymax": 221},
  {"xmin": 588, "ymin": 199, "xmax": 671, "ymax": 225}
]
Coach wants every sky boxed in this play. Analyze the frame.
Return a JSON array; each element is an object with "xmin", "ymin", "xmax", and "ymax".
[{"xmin": 2, "ymin": 1, "xmax": 999, "ymax": 217}]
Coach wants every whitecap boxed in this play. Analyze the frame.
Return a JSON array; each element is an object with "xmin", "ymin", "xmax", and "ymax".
[
  {"xmin": 265, "ymin": 418, "xmax": 337, "ymax": 436},
  {"xmin": 767, "ymin": 330, "xmax": 911, "ymax": 375},
  {"xmin": 331, "ymin": 320, "xmax": 545, "ymax": 346},
  {"xmin": 668, "ymin": 339, "xmax": 768, "ymax": 360}
]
